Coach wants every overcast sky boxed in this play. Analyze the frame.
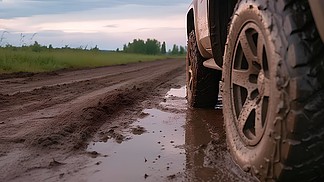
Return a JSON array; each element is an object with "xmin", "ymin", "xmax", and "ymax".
[{"xmin": 0, "ymin": 0, "xmax": 191, "ymax": 50}]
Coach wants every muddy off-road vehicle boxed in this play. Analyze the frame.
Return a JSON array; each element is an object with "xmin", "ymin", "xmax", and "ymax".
[{"xmin": 186, "ymin": 0, "xmax": 324, "ymax": 181}]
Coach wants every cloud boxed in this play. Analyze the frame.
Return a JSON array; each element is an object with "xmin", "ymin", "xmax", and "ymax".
[
  {"xmin": 0, "ymin": 0, "xmax": 190, "ymax": 18},
  {"xmin": 136, "ymin": 28, "xmax": 152, "ymax": 31},
  {"xmin": 105, "ymin": 24, "xmax": 118, "ymax": 28},
  {"xmin": 0, "ymin": 3, "xmax": 187, "ymax": 34},
  {"xmin": 0, "ymin": 0, "xmax": 191, "ymax": 49}
]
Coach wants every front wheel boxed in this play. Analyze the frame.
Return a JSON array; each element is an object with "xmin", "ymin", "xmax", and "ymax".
[
  {"xmin": 222, "ymin": 0, "xmax": 324, "ymax": 181},
  {"xmin": 186, "ymin": 31, "xmax": 221, "ymax": 108}
]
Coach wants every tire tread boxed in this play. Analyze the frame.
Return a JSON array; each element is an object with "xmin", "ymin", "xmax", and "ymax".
[{"xmin": 186, "ymin": 31, "xmax": 220, "ymax": 108}]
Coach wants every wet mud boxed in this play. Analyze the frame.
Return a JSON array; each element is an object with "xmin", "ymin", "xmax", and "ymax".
[
  {"xmin": 78, "ymin": 87, "xmax": 257, "ymax": 182},
  {"xmin": 0, "ymin": 59, "xmax": 257, "ymax": 181}
]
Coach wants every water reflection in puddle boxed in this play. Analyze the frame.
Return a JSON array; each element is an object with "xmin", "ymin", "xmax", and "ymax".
[
  {"xmin": 85, "ymin": 86, "xmax": 256, "ymax": 182},
  {"xmin": 87, "ymin": 109, "xmax": 186, "ymax": 182},
  {"xmin": 166, "ymin": 86, "xmax": 186, "ymax": 98},
  {"xmin": 160, "ymin": 86, "xmax": 187, "ymax": 112},
  {"xmin": 184, "ymin": 109, "xmax": 254, "ymax": 181}
]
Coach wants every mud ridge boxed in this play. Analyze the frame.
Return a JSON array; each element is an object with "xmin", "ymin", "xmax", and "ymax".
[{"xmin": 26, "ymin": 66, "xmax": 184, "ymax": 151}]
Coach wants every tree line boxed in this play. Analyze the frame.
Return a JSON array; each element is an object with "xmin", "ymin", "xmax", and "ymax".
[
  {"xmin": 1, "ymin": 37, "xmax": 186, "ymax": 55},
  {"xmin": 123, "ymin": 39, "xmax": 186, "ymax": 55},
  {"xmin": 1, "ymin": 41, "xmax": 100, "ymax": 52}
]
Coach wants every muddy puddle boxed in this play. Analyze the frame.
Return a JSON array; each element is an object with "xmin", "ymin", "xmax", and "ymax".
[{"xmin": 84, "ymin": 87, "xmax": 256, "ymax": 182}]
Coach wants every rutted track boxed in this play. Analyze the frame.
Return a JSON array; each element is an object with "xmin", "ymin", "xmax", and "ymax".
[
  {"xmin": 0, "ymin": 59, "xmax": 185, "ymax": 181},
  {"xmin": 0, "ymin": 59, "xmax": 183, "ymax": 120}
]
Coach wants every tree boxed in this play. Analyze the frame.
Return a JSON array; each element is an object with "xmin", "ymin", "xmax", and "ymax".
[
  {"xmin": 179, "ymin": 46, "xmax": 185, "ymax": 55},
  {"xmin": 123, "ymin": 38, "xmax": 161, "ymax": 55},
  {"xmin": 63, "ymin": 45, "xmax": 70, "ymax": 49},
  {"xmin": 48, "ymin": 44, "xmax": 53, "ymax": 50},
  {"xmin": 171, "ymin": 44, "xmax": 179, "ymax": 55},
  {"xmin": 134, "ymin": 39, "xmax": 146, "ymax": 54},
  {"xmin": 145, "ymin": 38, "xmax": 161, "ymax": 55},
  {"xmin": 90, "ymin": 45, "xmax": 99, "ymax": 51},
  {"xmin": 31, "ymin": 41, "xmax": 41, "ymax": 52},
  {"xmin": 161, "ymin": 41, "xmax": 166, "ymax": 54},
  {"xmin": 123, "ymin": 44, "xmax": 127, "ymax": 52}
]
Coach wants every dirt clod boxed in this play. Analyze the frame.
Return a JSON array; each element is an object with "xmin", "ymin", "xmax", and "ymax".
[
  {"xmin": 131, "ymin": 126, "xmax": 147, "ymax": 135},
  {"xmin": 167, "ymin": 174, "xmax": 176, "ymax": 180},
  {"xmin": 88, "ymin": 151, "xmax": 100, "ymax": 158},
  {"xmin": 144, "ymin": 174, "xmax": 149, "ymax": 179},
  {"xmin": 49, "ymin": 159, "xmax": 65, "ymax": 168},
  {"xmin": 95, "ymin": 161, "xmax": 102, "ymax": 165}
]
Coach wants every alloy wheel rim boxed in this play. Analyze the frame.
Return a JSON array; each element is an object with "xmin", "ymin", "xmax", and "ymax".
[{"xmin": 231, "ymin": 22, "xmax": 271, "ymax": 146}]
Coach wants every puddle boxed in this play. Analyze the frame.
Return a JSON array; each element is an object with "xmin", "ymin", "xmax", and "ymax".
[
  {"xmin": 83, "ymin": 86, "xmax": 256, "ymax": 182},
  {"xmin": 184, "ymin": 109, "xmax": 255, "ymax": 181},
  {"xmin": 160, "ymin": 86, "xmax": 187, "ymax": 112},
  {"xmin": 86, "ymin": 109, "xmax": 186, "ymax": 182}
]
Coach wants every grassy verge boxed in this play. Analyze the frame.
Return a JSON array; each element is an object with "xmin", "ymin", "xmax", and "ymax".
[{"xmin": 0, "ymin": 48, "xmax": 185, "ymax": 74}]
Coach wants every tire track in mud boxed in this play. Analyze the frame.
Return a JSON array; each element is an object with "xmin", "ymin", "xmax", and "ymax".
[
  {"xmin": 0, "ymin": 59, "xmax": 182, "ymax": 120},
  {"xmin": 0, "ymin": 60, "xmax": 172, "ymax": 95},
  {"xmin": 28, "ymin": 63, "xmax": 185, "ymax": 150}
]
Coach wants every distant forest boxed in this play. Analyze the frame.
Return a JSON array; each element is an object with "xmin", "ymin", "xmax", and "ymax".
[
  {"xmin": 0, "ymin": 36, "xmax": 186, "ymax": 55},
  {"xmin": 123, "ymin": 39, "xmax": 186, "ymax": 55}
]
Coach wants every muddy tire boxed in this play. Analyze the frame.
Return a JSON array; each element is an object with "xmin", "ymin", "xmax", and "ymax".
[
  {"xmin": 186, "ymin": 31, "xmax": 220, "ymax": 108},
  {"xmin": 222, "ymin": 0, "xmax": 324, "ymax": 181}
]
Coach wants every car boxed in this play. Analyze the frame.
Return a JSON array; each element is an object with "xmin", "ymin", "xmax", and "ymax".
[{"xmin": 186, "ymin": 0, "xmax": 324, "ymax": 181}]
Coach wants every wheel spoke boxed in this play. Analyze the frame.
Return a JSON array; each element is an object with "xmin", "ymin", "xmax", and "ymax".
[
  {"xmin": 263, "ymin": 77, "xmax": 270, "ymax": 97},
  {"xmin": 232, "ymin": 69, "xmax": 258, "ymax": 94},
  {"xmin": 257, "ymin": 34, "xmax": 265, "ymax": 65},
  {"xmin": 237, "ymin": 98, "xmax": 257, "ymax": 133},
  {"xmin": 255, "ymin": 102, "xmax": 263, "ymax": 138},
  {"xmin": 239, "ymin": 30, "xmax": 257, "ymax": 65}
]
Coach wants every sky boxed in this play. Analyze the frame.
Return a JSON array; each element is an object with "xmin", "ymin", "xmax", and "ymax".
[{"xmin": 0, "ymin": 0, "xmax": 191, "ymax": 50}]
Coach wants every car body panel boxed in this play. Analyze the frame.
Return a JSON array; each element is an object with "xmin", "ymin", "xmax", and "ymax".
[
  {"xmin": 187, "ymin": 0, "xmax": 212, "ymax": 58},
  {"xmin": 188, "ymin": 0, "xmax": 324, "ymax": 64}
]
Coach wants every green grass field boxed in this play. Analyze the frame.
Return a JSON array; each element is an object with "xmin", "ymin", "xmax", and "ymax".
[{"xmin": 0, "ymin": 48, "xmax": 184, "ymax": 74}]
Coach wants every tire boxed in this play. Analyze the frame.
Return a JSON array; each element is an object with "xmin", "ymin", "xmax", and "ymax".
[
  {"xmin": 222, "ymin": 0, "xmax": 324, "ymax": 181},
  {"xmin": 186, "ymin": 31, "xmax": 221, "ymax": 108}
]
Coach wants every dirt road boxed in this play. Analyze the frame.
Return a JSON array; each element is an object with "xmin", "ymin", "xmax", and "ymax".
[{"xmin": 0, "ymin": 59, "xmax": 256, "ymax": 182}]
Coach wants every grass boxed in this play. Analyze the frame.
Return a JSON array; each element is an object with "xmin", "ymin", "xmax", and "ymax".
[{"xmin": 0, "ymin": 48, "xmax": 185, "ymax": 74}]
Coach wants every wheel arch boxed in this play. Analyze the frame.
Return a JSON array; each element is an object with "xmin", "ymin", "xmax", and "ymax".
[
  {"xmin": 187, "ymin": 1, "xmax": 213, "ymax": 58},
  {"xmin": 186, "ymin": 8, "xmax": 195, "ymax": 37},
  {"xmin": 209, "ymin": 0, "xmax": 237, "ymax": 68}
]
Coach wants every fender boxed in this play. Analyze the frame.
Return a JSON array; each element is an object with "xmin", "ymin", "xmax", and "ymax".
[{"xmin": 186, "ymin": 0, "xmax": 213, "ymax": 58}]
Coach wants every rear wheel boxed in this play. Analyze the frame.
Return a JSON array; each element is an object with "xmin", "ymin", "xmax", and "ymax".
[
  {"xmin": 222, "ymin": 0, "xmax": 324, "ymax": 181},
  {"xmin": 186, "ymin": 31, "xmax": 220, "ymax": 108}
]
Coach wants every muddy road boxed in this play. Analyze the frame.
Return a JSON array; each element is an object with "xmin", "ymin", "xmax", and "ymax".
[{"xmin": 0, "ymin": 59, "xmax": 256, "ymax": 182}]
